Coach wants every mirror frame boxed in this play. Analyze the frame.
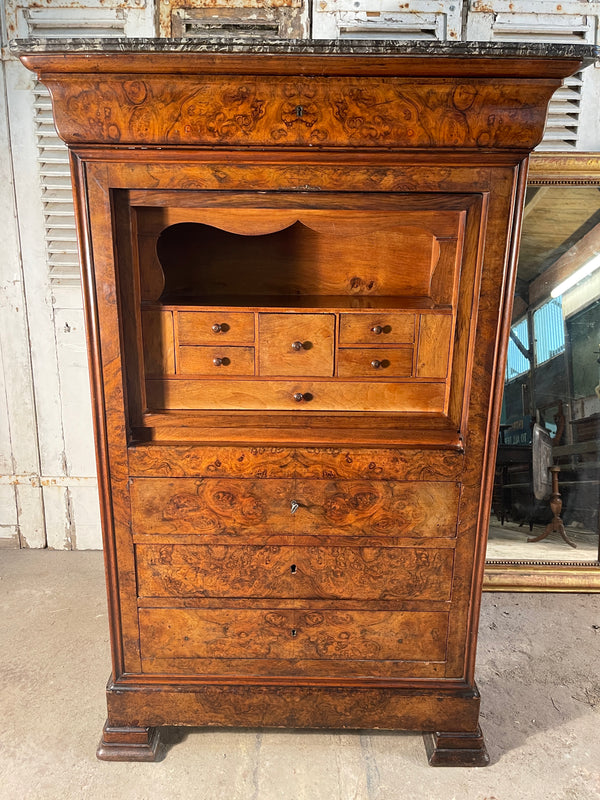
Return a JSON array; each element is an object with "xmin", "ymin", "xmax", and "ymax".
[{"xmin": 484, "ymin": 151, "xmax": 600, "ymax": 592}]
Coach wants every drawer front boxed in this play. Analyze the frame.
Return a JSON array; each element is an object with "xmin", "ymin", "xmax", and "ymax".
[
  {"xmin": 339, "ymin": 313, "xmax": 416, "ymax": 345},
  {"xmin": 130, "ymin": 478, "xmax": 459, "ymax": 540},
  {"xmin": 178, "ymin": 345, "xmax": 255, "ymax": 376},
  {"xmin": 136, "ymin": 543, "xmax": 454, "ymax": 600},
  {"xmin": 54, "ymin": 75, "xmax": 548, "ymax": 151},
  {"xmin": 178, "ymin": 311, "xmax": 254, "ymax": 345},
  {"xmin": 259, "ymin": 313, "xmax": 335, "ymax": 377},
  {"xmin": 139, "ymin": 607, "xmax": 448, "ymax": 663},
  {"xmin": 293, "ymin": 480, "xmax": 460, "ymax": 539},
  {"xmin": 146, "ymin": 378, "xmax": 446, "ymax": 413},
  {"xmin": 130, "ymin": 478, "xmax": 293, "ymax": 537},
  {"xmin": 337, "ymin": 347, "xmax": 413, "ymax": 378}
]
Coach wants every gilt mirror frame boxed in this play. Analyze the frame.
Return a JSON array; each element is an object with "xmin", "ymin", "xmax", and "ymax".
[{"xmin": 483, "ymin": 152, "xmax": 600, "ymax": 592}]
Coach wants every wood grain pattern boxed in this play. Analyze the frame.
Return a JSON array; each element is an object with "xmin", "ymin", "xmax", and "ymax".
[
  {"xmin": 43, "ymin": 74, "xmax": 558, "ymax": 150},
  {"xmin": 141, "ymin": 309, "xmax": 175, "ymax": 376},
  {"xmin": 177, "ymin": 311, "xmax": 255, "ymax": 345},
  {"xmin": 258, "ymin": 313, "xmax": 335, "ymax": 377},
  {"xmin": 293, "ymin": 480, "xmax": 460, "ymax": 539},
  {"xmin": 417, "ymin": 313, "xmax": 454, "ymax": 379},
  {"xmin": 178, "ymin": 346, "xmax": 255, "ymax": 377},
  {"xmin": 145, "ymin": 377, "xmax": 447, "ymax": 413},
  {"xmin": 339, "ymin": 312, "xmax": 416, "ymax": 345},
  {"xmin": 155, "ymin": 213, "xmax": 446, "ymax": 300},
  {"xmin": 139, "ymin": 656, "xmax": 446, "ymax": 679},
  {"xmin": 18, "ymin": 42, "xmax": 583, "ymax": 763},
  {"xmin": 130, "ymin": 478, "xmax": 293, "ymax": 537},
  {"xmin": 127, "ymin": 444, "xmax": 465, "ymax": 480},
  {"xmin": 337, "ymin": 347, "xmax": 413, "ymax": 378},
  {"xmin": 130, "ymin": 478, "xmax": 460, "ymax": 540},
  {"xmin": 138, "ymin": 607, "xmax": 448, "ymax": 663},
  {"xmin": 135, "ymin": 543, "xmax": 454, "ymax": 600},
  {"xmin": 104, "ymin": 680, "xmax": 483, "ymax": 730}
]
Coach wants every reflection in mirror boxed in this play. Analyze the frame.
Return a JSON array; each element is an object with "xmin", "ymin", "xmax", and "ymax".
[{"xmin": 486, "ymin": 169, "xmax": 600, "ymax": 575}]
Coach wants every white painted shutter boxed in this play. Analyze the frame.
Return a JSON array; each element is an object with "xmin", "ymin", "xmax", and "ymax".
[
  {"xmin": 1, "ymin": 2, "xmax": 153, "ymax": 548},
  {"xmin": 312, "ymin": 1, "xmax": 462, "ymax": 42},
  {"xmin": 23, "ymin": 10, "xmax": 127, "ymax": 284},
  {"xmin": 467, "ymin": 1, "xmax": 600, "ymax": 150}
]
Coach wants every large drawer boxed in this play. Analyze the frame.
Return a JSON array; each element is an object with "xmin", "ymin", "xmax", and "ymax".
[
  {"xmin": 130, "ymin": 478, "xmax": 460, "ymax": 539},
  {"xmin": 145, "ymin": 377, "xmax": 446, "ymax": 413},
  {"xmin": 139, "ymin": 607, "xmax": 448, "ymax": 664},
  {"xmin": 135, "ymin": 543, "xmax": 454, "ymax": 601}
]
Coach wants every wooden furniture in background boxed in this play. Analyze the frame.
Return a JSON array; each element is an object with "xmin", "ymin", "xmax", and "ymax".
[{"xmin": 17, "ymin": 38, "xmax": 592, "ymax": 766}]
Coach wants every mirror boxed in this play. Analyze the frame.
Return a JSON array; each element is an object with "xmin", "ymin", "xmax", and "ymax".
[{"xmin": 484, "ymin": 153, "xmax": 600, "ymax": 591}]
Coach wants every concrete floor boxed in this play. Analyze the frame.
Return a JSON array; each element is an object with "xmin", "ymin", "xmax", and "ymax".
[
  {"xmin": 1, "ymin": 550, "xmax": 600, "ymax": 800},
  {"xmin": 487, "ymin": 520, "xmax": 598, "ymax": 562}
]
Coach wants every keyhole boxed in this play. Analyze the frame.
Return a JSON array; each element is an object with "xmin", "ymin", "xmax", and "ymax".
[
  {"xmin": 291, "ymin": 564, "xmax": 297, "ymax": 574},
  {"xmin": 295, "ymin": 105, "xmax": 304, "ymax": 118},
  {"xmin": 291, "ymin": 629, "xmax": 297, "ymax": 637}
]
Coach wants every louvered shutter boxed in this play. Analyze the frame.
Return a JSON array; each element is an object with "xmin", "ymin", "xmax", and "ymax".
[
  {"xmin": 467, "ymin": 1, "xmax": 600, "ymax": 150},
  {"xmin": 22, "ymin": 9, "xmax": 128, "ymax": 285},
  {"xmin": 312, "ymin": 1, "xmax": 462, "ymax": 42}
]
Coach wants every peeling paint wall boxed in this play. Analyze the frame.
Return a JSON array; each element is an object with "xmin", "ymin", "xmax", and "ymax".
[{"xmin": 0, "ymin": 0, "xmax": 599, "ymax": 548}]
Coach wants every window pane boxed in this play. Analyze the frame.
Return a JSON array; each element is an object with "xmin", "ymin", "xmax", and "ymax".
[
  {"xmin": 534, "ymin": 296, "xmax": 565, "ymax": 365},
  {"xmin": 505, "ymin": 317, "xmax": 529, "ymax": 381}
]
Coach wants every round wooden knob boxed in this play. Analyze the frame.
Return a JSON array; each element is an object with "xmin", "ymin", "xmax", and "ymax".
[
  {"xmin": 293, "ymin": 392, "xmax": 312, "ymax": 403},
  {"xmin": 371, "ymin": 359, "xmax": 382, "ymax": 369},
  {"xmin": 371, "ymin": 325, "xmax": 383, "ymax": 335},
  {"xmin": 213, "ymin": 357, "xmax": 224, "ymax": 367},
  {"xmin": 212, "ymin": 323, "xmax": 224, "ymax": 333},
  {"xmin": 291, "ymin": 341, "xmax": 305, "ymax": 351}
]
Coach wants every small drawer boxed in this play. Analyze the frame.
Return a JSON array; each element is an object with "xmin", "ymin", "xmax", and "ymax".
[
  {"xmin": 178, "ymin": 345, "xmax": 255, "ymax": 376},
  {"xmin": 339, "ymin": 313, "xmax": 415, "ymax": 345},
  {"xmin": 337, "ymin": 347, "xmax": 413, "ymax": 378},
  {"xmin": 259, "ymin": 313, "xmax": 335, "ymax": 377},
  {"xmin": 178, "ymin": 311, "xmax": 254, "ymax": 344}
]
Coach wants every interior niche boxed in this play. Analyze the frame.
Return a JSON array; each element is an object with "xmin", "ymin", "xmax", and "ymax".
[{"xmin": 149, "ymin": 217, "xmax": 444, "ymax": 306}]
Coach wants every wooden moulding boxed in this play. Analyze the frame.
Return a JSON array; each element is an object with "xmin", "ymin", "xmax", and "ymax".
[
  {"xmin": 483, "ymin": 152, "xmax": 600, "ymax": 594},
  {"xmin": 104, "ymin": 680, "xmax": 482, "ymax": 734},
  {"xmin": 20, "ymin": 72, "xmax": 564, "ymax": 151}
]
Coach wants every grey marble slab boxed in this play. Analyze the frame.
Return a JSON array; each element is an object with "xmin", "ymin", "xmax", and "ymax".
[{"xmin": 10, "ymin": 37, "xmax": 599, "ymax": 61}]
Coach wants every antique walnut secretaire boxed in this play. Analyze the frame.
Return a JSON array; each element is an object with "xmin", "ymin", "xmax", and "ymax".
[{"xmin": 16, "ymin": 38, "xmax": 595, "ymax": 765}]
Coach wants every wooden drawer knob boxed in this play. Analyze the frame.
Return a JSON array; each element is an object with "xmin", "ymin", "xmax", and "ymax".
[
  {"xmin": 371, "ymin": 359, "xmax": 382, "ymax": 369},
  {"xmin": 371, "ymin": 325, "xmax": 383, "ymax": 335},
  {"xmin": 212, "ymin": 323, "xmax": 229, "ymax": 333},
  {"xmin": 291, "ymin": 340, "xmax": 307, "ymax": 351},
  {"xmin": 293, "ymin": 392, "xmax": 312, "ymax": 403},
  {"xmin": 213, "ymin": 357, "xmax": 225, "ymax": 367}
]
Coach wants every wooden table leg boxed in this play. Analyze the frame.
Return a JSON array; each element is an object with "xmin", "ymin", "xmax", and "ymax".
[{"xmin": 528, "ymin": 465, "xmax": 577, "ymax": 548}]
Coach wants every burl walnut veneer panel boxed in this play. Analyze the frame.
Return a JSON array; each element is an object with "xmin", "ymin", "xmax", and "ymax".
[{"xmin": 16, "ymin": 39, "xmax": 594, "ymax": 766}]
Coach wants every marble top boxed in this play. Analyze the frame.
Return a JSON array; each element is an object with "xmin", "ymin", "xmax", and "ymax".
[{"xmin": 11, "ymin": 37, "xmax": 599, "ymax": 61}]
